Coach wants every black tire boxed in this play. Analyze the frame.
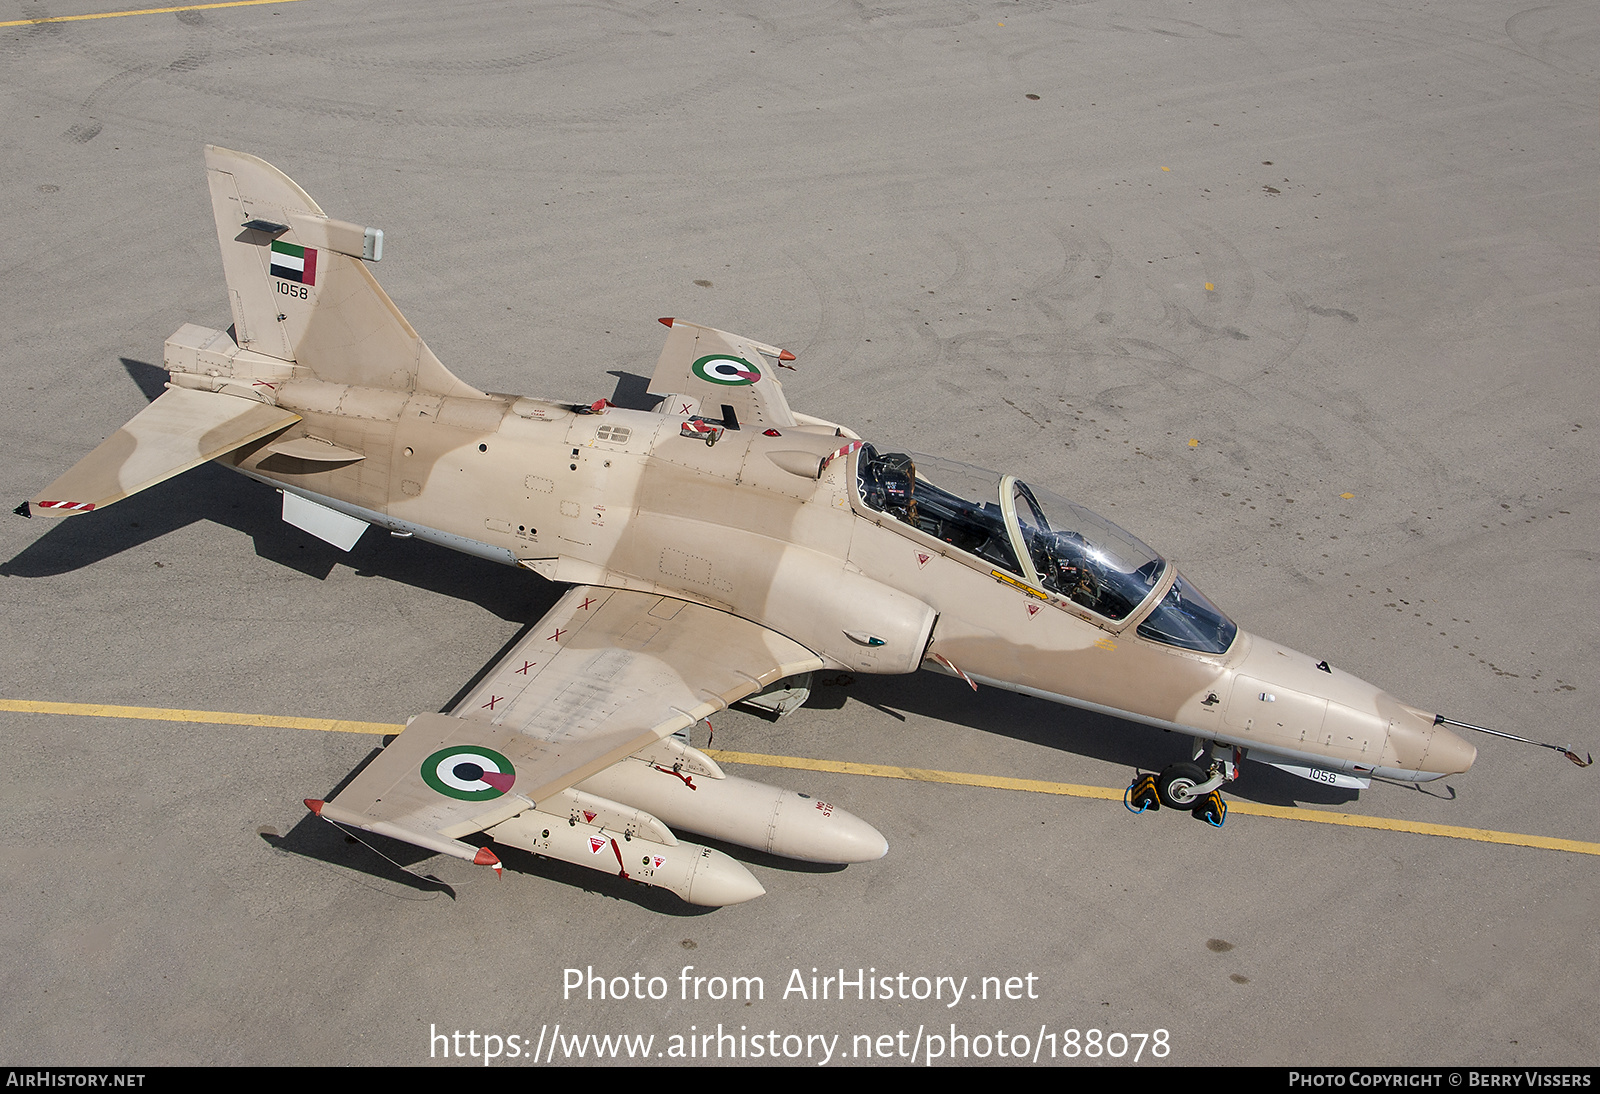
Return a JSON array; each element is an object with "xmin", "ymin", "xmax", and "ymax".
[{"xmin": 1155, "ymin": 762, "xmax": 1210, "ymax": 809}]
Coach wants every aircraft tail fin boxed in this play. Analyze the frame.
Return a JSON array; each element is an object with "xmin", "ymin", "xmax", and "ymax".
[
  {"xmin": 648, "ymin": 318, "xmax": 799, "ymax": 429},
  {"xmin": 202, "ymin": 146, "xmax": 483, "ymax": 398},
  {"xmin": 28, "ymin": 385, "xmax": 300, "ymax": 517}
]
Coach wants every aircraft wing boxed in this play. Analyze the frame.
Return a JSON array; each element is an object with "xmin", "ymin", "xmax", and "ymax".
[
  {"xmin": 313, "ymin": 586, "xmax": 824, "ymax": 863},
  {"xmin": 648, "ymin": 318, "xmax": 799, "ymax": 429}
]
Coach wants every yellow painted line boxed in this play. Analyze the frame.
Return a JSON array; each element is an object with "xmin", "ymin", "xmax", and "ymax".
[
  {"xmin": 707, "ymin": 748, "xmax": 1600, "ymax": 858},
  {"xmin": 4, "ymin": 699, "xmax": 1595, "ymax": 856},
  {"xmin": 708, "ymin": 748, "xmax": 1122, "ymax": 801},
  {"xmin": 0, "ymin": 699, "xmax": 398, "ymax": 736},
  {"xmin": 0, "ymin": 0, "xmax": 309, "ymax": 29},
  {"xmin": 1221, "ymin": 799, "xmax": 1600, "ymax": 856}
]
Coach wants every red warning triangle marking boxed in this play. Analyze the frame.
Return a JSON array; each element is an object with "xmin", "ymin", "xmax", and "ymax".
[
  {"xmin": 583, "ymin": 811, "xmax": 597, "ymax": 823},
  {"xmin": 589, "ymin": 837, "xmax": 607, "ymax": 854},
  {"xmin": 1026, "ymin": 603, "xmax": 1040, "ymax": 617},
  {"xmin": 916, "ymin": 553, "xmax": 930, "ymax": 568}
]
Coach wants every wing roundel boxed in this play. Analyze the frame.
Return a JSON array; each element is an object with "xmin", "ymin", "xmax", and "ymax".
[
  {"xmin": 648, "ymin": 318, "xmax": 799, "ymax": 429},
  {"xmin": 313, "ymin": 587, "xmax": 823, "ymax": 858}
]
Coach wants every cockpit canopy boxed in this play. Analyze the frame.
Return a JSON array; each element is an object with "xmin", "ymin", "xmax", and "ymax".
[{"xmin": 856, "ymin": 444, "xmax": 1238, "ymax": 654}]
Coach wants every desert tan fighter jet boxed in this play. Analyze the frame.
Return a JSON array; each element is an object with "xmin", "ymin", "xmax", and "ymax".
[{"xmin": 23, "ymin": 148, "xmax": 1587, "ymax": 905}]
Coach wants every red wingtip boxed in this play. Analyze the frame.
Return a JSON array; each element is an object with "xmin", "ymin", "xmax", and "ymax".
[
  {"xmin": 778, "ymin": 350, "xmax": 796, "ymax": 361},
  {"xmin": 304, "ymin": 799, "xmax": 325, "ymax": 815},
  {"xmin": 658, "ymin": 317, "xmax": 675, "ymax": 327},
  {"xmin": 590, "ymin": 398, "xmax": 610, "ymax": 413},
  {"xmin": 474, "ymin": 847, "xmax": 503, "ymax": 877}
]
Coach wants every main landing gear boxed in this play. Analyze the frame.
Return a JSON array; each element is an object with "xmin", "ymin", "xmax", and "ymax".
[{"xmin": 1125, "ymin": 742, "xmax": 1241, "ymax": 828}]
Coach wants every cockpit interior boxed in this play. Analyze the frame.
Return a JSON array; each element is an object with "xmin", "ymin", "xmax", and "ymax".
[{"xmin": 855, "ymin": 444, "xmax": 1238, "ymax": 655}]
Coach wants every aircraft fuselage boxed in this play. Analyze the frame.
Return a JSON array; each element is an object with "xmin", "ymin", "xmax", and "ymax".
[{"xmin": 205, "ymin": 369, "xmax": 1475, "ymax": 788}]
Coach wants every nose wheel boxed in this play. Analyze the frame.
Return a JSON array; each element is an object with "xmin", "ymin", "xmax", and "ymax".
[
  {"xmin": 1155, "ymin": 762, "xmax": 1210, "ymax": 809},
  {"xmin": 1125, "ymin": 746, "xmax": 1239, "ymax": 826}
]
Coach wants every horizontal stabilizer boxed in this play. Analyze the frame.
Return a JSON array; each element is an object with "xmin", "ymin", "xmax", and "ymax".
[
  {"xmin": 30, "ymin": 386, "xmax": 299, "ymax": 516},
  {"xmin": 262, "ymin": 435, "xmax": 365, "ymax": 463}
]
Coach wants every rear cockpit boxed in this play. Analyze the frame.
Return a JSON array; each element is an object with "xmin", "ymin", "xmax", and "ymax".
[
  {"xmin": 858, "ymin": 449, "xmax": 1021, "ymax": 574},
  {"xmin": 854, "ymin": 444, "xmax": 1237, "ymax": 654}
]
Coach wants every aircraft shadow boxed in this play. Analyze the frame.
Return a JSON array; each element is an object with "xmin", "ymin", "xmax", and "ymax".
[
  {"xmin": 487, "ymin": 844, "xmax": 718, "ymax": 916},
  {"xmin": 264, "ymin": 811, "xmax": 715, "ymax": 913},
  {"xmin": 281, "ymin": 787, "xmax": 836, "ymax": 909},
  {"xmin": 265, "ymin": 815, "xmax": 717, "ymax": 914},
  {"xmin": 123, "ymin": 356, "xmax": 170, "ymax": 402},
  {"xmin": 264, "ymin": 813, "xmax": 460, "ymax": 900},
  {"xmin": 811, "ymin": 671, "xmax": 1368, "ymax": 809},
  {"xmin": 606, "ymin": 371, "xmax": 661, "ymax": 412},
  {"xmin": 693, "ymin": 836, "xmax": 847, "ymax": 876},
  {"xmin": 6, "ymin": 380, "xmax": 563, "ymax": 628},
  {"xmin": 263, "ymin": 745, "xmax": 461, "ymax": 898},
  {"xmin": 5, "ymin": 462, "xmax": 557, "ymax": 623}
]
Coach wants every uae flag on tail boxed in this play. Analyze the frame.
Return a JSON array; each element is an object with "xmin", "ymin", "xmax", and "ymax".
[{"xmin": 269, "ymin": 240, "xmax": 317, "ymax": 285}]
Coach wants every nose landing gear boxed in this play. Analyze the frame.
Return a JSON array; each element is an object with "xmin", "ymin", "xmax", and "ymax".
[
  {"xmin": 1125, "ymin": 743, "xmax": 1241, "ymax": 826},
  {"xmin": 1154, "ymin": 761, "xmax": 1214, "ymax": 809}
]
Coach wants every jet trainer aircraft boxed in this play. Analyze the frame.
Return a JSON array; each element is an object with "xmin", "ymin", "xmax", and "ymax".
[{"xmin": 23, "ymin": 148, "xmax": 1582, "ymax": 906}]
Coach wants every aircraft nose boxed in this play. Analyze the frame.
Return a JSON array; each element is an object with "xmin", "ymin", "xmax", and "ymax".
[
  {"xmin": 1421, "ymin": 720, "xmax": 1477, "ymax": 775},
  {"xmin": 1386, "ymin": 710, "xmax": 1476, "ymax": 777}
]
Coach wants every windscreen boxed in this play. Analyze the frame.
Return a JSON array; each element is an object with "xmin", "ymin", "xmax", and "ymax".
[
  {"xmin": 1134, "ymin": 571, "xmax": 1238, "ymax": 653},
  {"xmin": 1011, "ymin": 481, "xmax": 1166, "ymax": 621}
]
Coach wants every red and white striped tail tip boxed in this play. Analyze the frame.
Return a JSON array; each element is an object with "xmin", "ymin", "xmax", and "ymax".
[
  {"xmin": 36, "ymin": 500, "xmax": 95, "ymax": 511},
  {"xmin": 474, "ymin": 847, "xmax": 504, "ymax": 876}
]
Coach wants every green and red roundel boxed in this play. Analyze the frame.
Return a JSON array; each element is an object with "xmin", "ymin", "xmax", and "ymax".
[
  {"xmin": 691, "ymin": 354, "xmax": 762, "ymax": 386},
  {"xmin": 421, "ymin": 746, "xmax": 516, "ymax": 801}
]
